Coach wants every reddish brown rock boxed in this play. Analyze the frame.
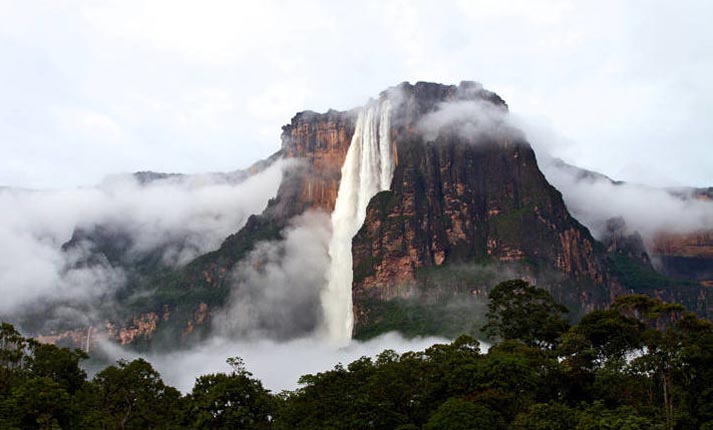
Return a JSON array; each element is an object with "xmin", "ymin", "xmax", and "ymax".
[
  {"xmin": 113, "ymin": 313, "xmax": 159, "ymax": 345},
  {"xmin": 351, "ymin": 82, "xmax": 620, "ymax": 329},
  {"xmin": 36, "ymin": 326, "xmax": 98, "ymax": 352},
  {"xmin": 279, "ymin": 110, "xmax": 356, "ymax": 213},
  {"xmin": 652, "ymin": 231, "xmax": 713, "ymax": 284}
]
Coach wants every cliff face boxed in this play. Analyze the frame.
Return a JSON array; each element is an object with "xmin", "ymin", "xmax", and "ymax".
[
  {"xmin": 176, "ymin": 109, "xmax": 356, "ymax": 293},
  {"xmin": 90, "ymin": 109, "xmax": 358, "ymax": 346},
  {"xmin": 350, "ymin": 82, "xmax": 620, "ymax": 331},
  {"xmin": 651, "ymin": 189, "xmax": 713, "ymax": 285},
  {"xmin": 33, "ymin": 81, "xmax": 713, "ymax": 349},
  {"xmin": 279, "ymin": 110, "xmax": 356, "ymax": 214},
  {"xmin": 32, "ymin": 113, "xmax": 356, "ymax": 350},
  {"xmin": 652, "ymin": 231, "xmax": 713, "ymax": 285}
]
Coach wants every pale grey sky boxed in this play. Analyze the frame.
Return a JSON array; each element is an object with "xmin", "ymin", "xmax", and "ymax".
[{"xmin": 1, "ymin": 0, "xmax": 712, "ymax": 188}]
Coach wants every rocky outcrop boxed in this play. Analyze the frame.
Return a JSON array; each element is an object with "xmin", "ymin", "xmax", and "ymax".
[
  {"xmin": 350, "ymin": 82, "xmax": 620, "ymax": 330},
  {"xmin": 278, "ymin": 109, "xmax": 356, "ymax": 213},
  {"xmin": 30, "ymin": 80, "xmax": 713, "ymax": 347},
  {"xmin": 652, "ymin": 231, "xmax": 713, "ymax": 284},
  {"xmin": 601, "ymin": 217, "xmax": 651, "ymax": 266},
  {"xmin": 173, "ymin": 109, "xmax": 357, "ymax": 295}
]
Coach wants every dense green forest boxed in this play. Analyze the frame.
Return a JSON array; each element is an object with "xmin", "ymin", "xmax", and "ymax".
[{"xmin": 3, "ymin": 280, "xmax": 713, "ymax": 429}]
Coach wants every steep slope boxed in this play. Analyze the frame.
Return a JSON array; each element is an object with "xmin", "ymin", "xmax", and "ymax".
[
  {"xmin": 92, "ymin": 108, "xmax": 356, "ymax": 346},
  {"xmin": 349, "ymin": 82, "xmax": 623, "ymax": 336},
  {"xmin": 27, "ymin": 80, "xmax": 713, "ymax": 349},
  {"xmin": 544, "ymin": 159, "xmax": 713, "ymax": 289}
]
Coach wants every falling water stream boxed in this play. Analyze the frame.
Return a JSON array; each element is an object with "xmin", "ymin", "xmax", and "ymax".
[{"xmin": 322, "ymin": 99, "xmax": 394, "ymax": 344}]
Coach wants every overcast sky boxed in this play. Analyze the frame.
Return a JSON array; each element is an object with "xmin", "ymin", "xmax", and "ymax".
[{"xmin": 1, "ymin": 0, "xmax": 712, "ymax": 189}]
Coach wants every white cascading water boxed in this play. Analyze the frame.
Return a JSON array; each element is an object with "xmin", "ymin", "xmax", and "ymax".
[{"xmin": 322, "ymin": 99, "xmax": 394, "ymax": 344}]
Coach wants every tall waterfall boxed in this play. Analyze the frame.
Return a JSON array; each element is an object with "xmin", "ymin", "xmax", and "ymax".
[{"xmin": 322, "ymin": 99, "xmax": 394, "ymax": 343}]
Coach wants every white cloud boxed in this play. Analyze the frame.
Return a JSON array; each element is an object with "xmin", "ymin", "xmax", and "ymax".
[
  {"xmin": 215, "ymin": 211, "xmax": 332, "ymax": 340},
  {"xmin": 2, "ymin": 1, "xmax": 709, "ymax": 188},
  {"xmin": 99, "ymin": 332, "xmax": 452, "ymax": 393},
  {"xmin": 0, "ymin": 160, "xmax": 286, "ymax": 314}
]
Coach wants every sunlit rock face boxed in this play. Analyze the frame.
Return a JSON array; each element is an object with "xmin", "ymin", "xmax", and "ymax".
[{"xmin": 278, "ymin": 109, "xmax": 357, "ymax": 214}]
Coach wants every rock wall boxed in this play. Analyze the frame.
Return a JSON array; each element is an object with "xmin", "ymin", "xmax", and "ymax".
[{"xmin": 350, "ymin": 82, "xmax": 621, "ymax": 330}]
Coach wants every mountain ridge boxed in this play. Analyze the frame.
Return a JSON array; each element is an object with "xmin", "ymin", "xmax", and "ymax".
[{"xmin": 10, "ymin": 80, "xmax": 713, "ymax": 350}]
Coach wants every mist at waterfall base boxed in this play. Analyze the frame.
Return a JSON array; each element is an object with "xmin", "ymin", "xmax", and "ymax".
[
  {"xmin": 99, "ymin": 332, "xmax": 449, "ymax": 393},
  {"xmin": 94, "ymin": 203, "xmax": 450, "ymax": 394},
  {"xmin": 94, "ymin": 98, "xmax": 452, "ymax": 394},
  {"xmin": 96, "ymin": 203, "xmax": 450, "ymax": 393}
]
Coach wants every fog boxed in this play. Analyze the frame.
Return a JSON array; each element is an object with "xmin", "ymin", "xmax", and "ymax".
[
  {"xmin": 214, "ymin": 211, "xmax": 332, "ymax": 340},
  {"xmin": 417, "ymin": 99, "xmax": 515, "ymax": 143},
  {"xmin": 416, "ymin": 98, "xmax": 713, "ymax": 248},
  {"xmin": 98, "ymin": 332, "xmax": 450, "ymax": 393},
  {"xmin": 540, "ymin": 158, "xmax": 713, "ymax": 242},
  {"xmin": 514, "ymin": 115, "xmax": 713, "ymax": 244},
  {"xmin": 0, "ymin": 160, "xmax": 286, "ymax": 314}
]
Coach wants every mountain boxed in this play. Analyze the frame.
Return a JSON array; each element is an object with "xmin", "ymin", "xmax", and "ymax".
[
  {"xmin": 14, "ymin": 81, "xmax": 713, "ymax": 350},
  {"xmin": 544, "ymin": 158, "xmax": 713, "ymax": 302}
]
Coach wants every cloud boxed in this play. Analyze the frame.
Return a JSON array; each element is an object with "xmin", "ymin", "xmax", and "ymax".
[
  {"xmin": 513, "ymin": 118, "xmax": 713, "ymax": 246},
  {"xmin": 214, "ymin": 211, "xmax": 332, "ymax": 340},
  {"xmin": 0, "ymin": 160, "xmax": 286, "ymax": 315},
  {"xmin": 97, "ymin": 332, "xmax": 452, "ymax": 393},
  {"xmin": 539, "ymin": 158, "xmax": 713, "ymax": 241},
  {"xmin": 1, "ymin": 2, "xmax": 712, "ymax": 188},
  {"xmin": 416, "ymin": 99, "xmax": 515, "ymax": 143}
]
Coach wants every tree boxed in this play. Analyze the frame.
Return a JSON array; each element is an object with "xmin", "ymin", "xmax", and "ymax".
[
  {"xmin": 0, "ymin": 322, "xmax": 30, "ymax": 393},
  {"xmin": 483, "ymin": 280, "xmax": 569, "ymax": 348},
  {"xmin": 29, "ymin": 343, "xmax": 88, "ymax": 395},
  {"xmin": 187, "ymin": 357, "xmax": 273, "ymax": 430},
  {"xmin": 91, "ymin": 358, "xmax": 183, "ymax": 430},
  {"xmin": 424, "ymin": 398, "xmax": 503, "ymax": 430},
  {"xmin": 576, "ymin": 401, "xmax": 653, "ymax": 430},
  {"xmin": 512, "ymin": 402, "xmax": 578, "ymax": 430},
  {"xmin": 4, "ymin": 376, "xmax": 71, "ymax": 430}
]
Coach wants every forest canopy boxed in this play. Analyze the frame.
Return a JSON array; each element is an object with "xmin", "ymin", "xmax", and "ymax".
[{"xmin": 2, "ymin": 280, "xmax": 712, "ymax": 430}]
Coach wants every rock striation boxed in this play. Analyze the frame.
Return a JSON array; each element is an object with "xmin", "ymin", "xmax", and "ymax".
[{"xmin": 348, "ymin": 82, "xmax": 622, "ymax": 331}]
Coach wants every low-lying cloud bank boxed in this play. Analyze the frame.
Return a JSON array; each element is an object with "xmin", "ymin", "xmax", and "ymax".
[
  {"xmin": 0, "ymin": 160, "xmax": 286, "ymax": 315},
  {"xmin": 98, "ymin": 332, "xmax": 451, "ymax": 393}
]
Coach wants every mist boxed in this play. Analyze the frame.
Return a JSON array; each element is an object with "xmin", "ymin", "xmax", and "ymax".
[
  {"xmin": 540, "ymin": 158, "xmax": 713, "ymax": 241},
  {"xmin": 214, "ymin": 210, "xmax": 332, "ymax": 340},
  {"xmin": 514, "ymin": 114, "xmax": 713, "ymax": 245},
  {"xmin": 418, "ymin": 98, "xmax": 713, "ymax": 250},
  {"xmin": 416, "ymin": 99, "xmax": 517, "ymax": 143},
  {"xmin": 98, "ymin": 332, "xmax": 450, "ymax": 393},
  {"xmin": 0, "ymin": 160, "xmax": 286, "ymax": 315}
]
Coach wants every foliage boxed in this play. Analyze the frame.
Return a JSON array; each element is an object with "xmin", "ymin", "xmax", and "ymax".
[
  {"xmin": 483, "ymin": 279, "xmax": 569, "ymax": 348},
  {"xmin": 3, "ymin": 286, "xmax": 713, "ymax": 429},
  {"xmin": 354, "ymin": 296, "xmax": 487, "ymax": 340},
  {"xmin": 90, "ymin": 358, "xmax": 183, "ymax": 430},
  {"xmin": 424, "ymin": 398, "xmax": 503, "ymax": 430},
  {"xmin": 187, "ymin": 357, "xmax": 273, "ymax": 429}
]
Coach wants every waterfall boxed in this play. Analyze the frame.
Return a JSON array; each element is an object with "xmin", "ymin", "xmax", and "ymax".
[{"xmin": 322, "ymin": 99, "xmax": 393, "ymax": 344}]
